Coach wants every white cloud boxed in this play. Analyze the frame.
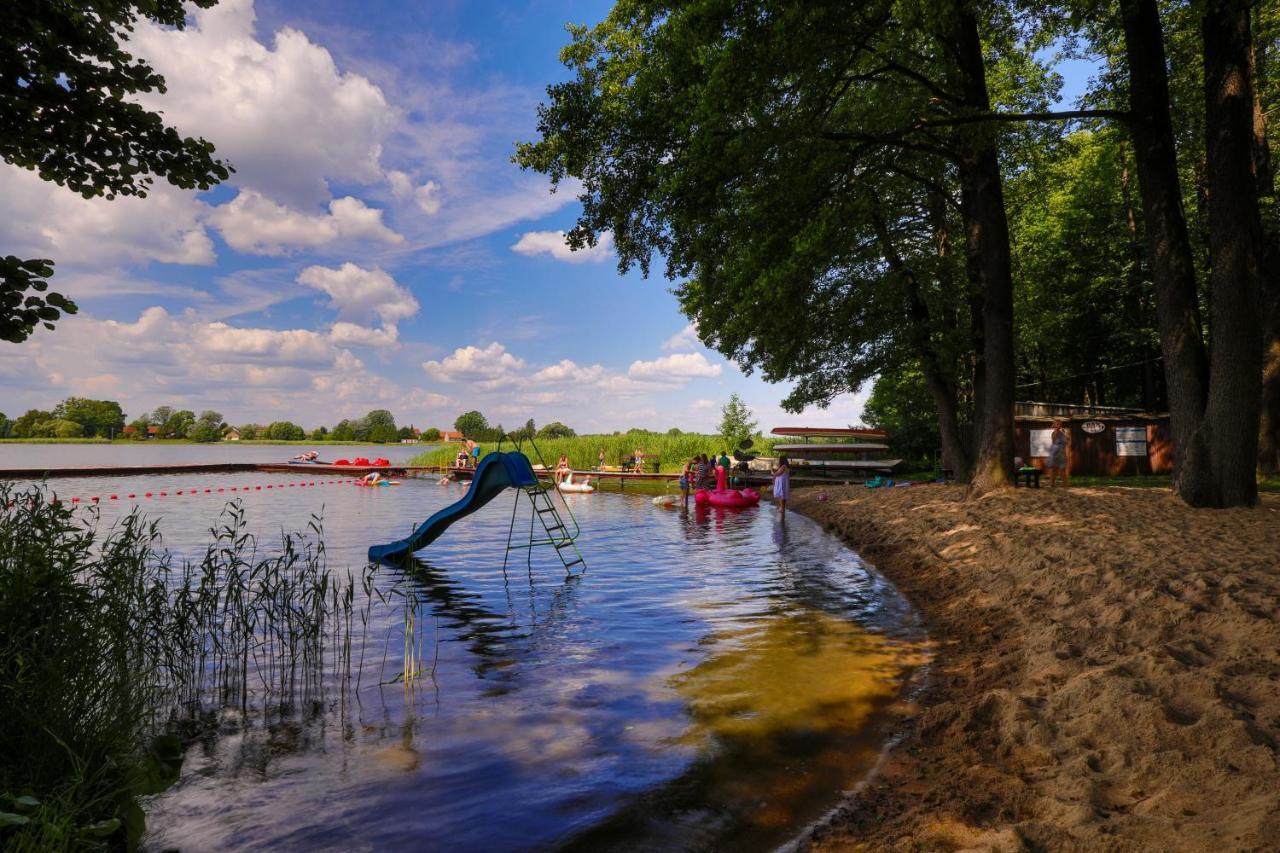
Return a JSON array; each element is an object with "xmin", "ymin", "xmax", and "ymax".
[
  {"xmin": 529, "ymin": 359, "xmax": 608, "ymax": 385},
  {"xmin": 511, "ymin": 230, "xmax": 614, "ymax": 264},
  {"xmin": 329, "ymin": 321, "xmax": 400, "ymax": 348},
  {"xmin": 0, "ymin": 165, "xmax": 214, "ymax": 267},
  {"xmin": 207, "ymin": 190, "xmax": 403, "ymax": 255},
  {"xmin": 422, "ymin": 342, "xmax": 526, "ymax": 384},
  {"xmin": 387, "ymin": 171, "xmax": 443, "ymax": 215},
  {"xmin": 1, "ymin": 305, "xmax": 459, "ymax": 427},
  {"xmin": 660, "ymin": 323, "xmax": 701, "ymax": 352},
  {"xmin": 296, "ymin": 263, "xmax": 418, "ymax": 327},
  {"xmin": 627, "ymin": 352, "xmax": 722, "ymax": 382},
  {"xmin": 129, "ymin": 0, "xmax": 395, "ymax": 207}
]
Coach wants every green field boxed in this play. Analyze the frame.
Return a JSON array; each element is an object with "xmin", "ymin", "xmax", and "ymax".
[{"xmin": 409, "ymin": 431, "xmax": 776, "ymax": 472}]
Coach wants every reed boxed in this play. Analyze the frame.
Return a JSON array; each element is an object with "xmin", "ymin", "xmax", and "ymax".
[
  {"xmin": 0, "ymin": 485, "xmax": 420, "ymax": 850},
  {"xmin": 409, "ymin": 430, "xmax": 778, "ymax": 471}
]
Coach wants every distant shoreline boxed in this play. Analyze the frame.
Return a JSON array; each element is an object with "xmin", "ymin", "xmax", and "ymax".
[{"xmin": 0, "ymin": 438, "xmax": 425, "ymax": 446}]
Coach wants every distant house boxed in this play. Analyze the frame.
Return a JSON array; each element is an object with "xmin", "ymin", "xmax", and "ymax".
[
  {"xmin": 122, "ymin": 425, "xmax": 139, "ymax": 437},
  {"xmin": 440, "ymin": 430, "xmax": 464, "ymax": 442},
  {"xmin": 1013, "ymin": 401, "xmax": 1172, "ymax": 476},
  {"xmin": 146, "ymin": 425, "xmax": 161, "ymax": 439},
  {"xmin": 223, "ymin": 428, "xmax": 242, "ymax": 441}
]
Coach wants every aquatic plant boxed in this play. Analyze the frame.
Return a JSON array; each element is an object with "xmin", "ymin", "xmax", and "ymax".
[{"xmin": 0, "ymin": 485, "xmax": 418, "ymax": 850}]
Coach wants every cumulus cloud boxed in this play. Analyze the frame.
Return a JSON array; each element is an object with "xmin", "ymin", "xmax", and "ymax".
[
  {"xmin": 0, "ymin": 165, "xmax": 214, "ymax": 267},
  {"xmin": 511, "ymin": 230, "xmax": 614, "ymax": 264},
  {"xmin": 1, "ymin": 305, "xmax": 459, "ymax": 426},
  {"xmin": 627, "ymin": 352, "xmax": 722, "ymax": 382},
  {"xmin": 296, "ymin": 263, "xmax": 418, "ymax": 327},
  {"xmin": 387, "ymin": 171, "xmax": 443, "ymax": 215},
  {"xmin": 129, "ymin": 0, "xmax": 395, "ymax": 207},
  {"xmin": 328, "ymin": 321, "xmax": 400, "ymax": 348},
  {"xmin": 661, "ymin": 323, "xmax": 702, "ymax": 352},
  {"xmin": 422, "ymin": 342, "xmax": 526, "ymax": 385},
  {"xmin": 208, "ymin": 190, "xmax": 402, "ymax": 255},
  {"xmin": 529, "ymin": 359, "xmax": 608, "ymax": 385}
]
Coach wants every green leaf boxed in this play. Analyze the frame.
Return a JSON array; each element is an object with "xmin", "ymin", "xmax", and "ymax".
[{"xmin": 0, "ymin": 812, "xmax": 30, "ymax": 827}]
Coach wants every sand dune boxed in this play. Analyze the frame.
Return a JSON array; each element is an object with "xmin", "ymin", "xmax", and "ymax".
[{"xmin": 792, "ymin": 485, "xmax": 1280, "ymax": 852}]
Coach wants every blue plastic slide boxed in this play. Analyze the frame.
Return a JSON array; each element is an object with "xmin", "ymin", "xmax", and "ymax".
[{"xmin": 368, "ymin": 451, "xmax": 539, "ymax": 562}]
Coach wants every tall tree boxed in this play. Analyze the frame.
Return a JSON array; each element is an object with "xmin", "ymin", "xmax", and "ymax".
[
  {"xmin": 2, "ymin": 0, "xmax": 230, "ymax": 342},
  {"xmin": 1114, "ymin": 0, "xmax": 1261, "ymax": 505},
  {"xmin": 518, "ymin": 0, "xmax": 1052, "ymax": 491}
]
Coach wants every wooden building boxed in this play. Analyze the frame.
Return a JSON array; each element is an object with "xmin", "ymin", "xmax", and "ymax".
[{"xmin": 1014, "ymin": 401, "xmax": 1172, "ymax": 476}]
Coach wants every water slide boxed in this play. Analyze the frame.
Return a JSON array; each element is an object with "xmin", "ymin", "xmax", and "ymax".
[{"xmin": 368, "ymin": 451, "xmax": 539, "ymax": 562}]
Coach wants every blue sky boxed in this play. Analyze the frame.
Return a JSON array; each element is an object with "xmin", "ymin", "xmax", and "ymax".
[{"xmin": 0, "ymin": 0, "xmax": 1096, "ymax": 434}]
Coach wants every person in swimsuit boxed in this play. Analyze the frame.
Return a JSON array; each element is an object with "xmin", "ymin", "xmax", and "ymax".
[
  {"xmin": 679, "ymin": 457, "xmax": 693, "ymax": 504},
  {"xmin": 597, "ymin": 448, "xmax": 606, "ymax": 470},
  {"xmin": 556, "ymin": 453, "xmax": 571, "ymax": 483},
  {"xmin": 772, "ymin": 455, "xmax": 791, "ymax": 519},
  {"xmin": 1046, "ymin": 421, "xmax": 1070, "ymax": 487}
]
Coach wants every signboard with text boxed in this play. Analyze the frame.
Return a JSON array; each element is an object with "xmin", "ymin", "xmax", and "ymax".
[{"xmin": 1115, "ymin": 426, "xmax": 1147, "ymax": 457}]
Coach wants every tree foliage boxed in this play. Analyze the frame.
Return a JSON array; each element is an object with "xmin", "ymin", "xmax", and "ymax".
[
  {"xmin": 538, "ymin": 421, "xmax": 577, "ymax": 439},
  {"xmin": 454, "ymin": 411, "xmax": 490, "ymax": 439},
  {"xmin": 2, "ymin": 0, "xmax": 231, "ymax": 342},
  {"xmin": 717, "ymin": 393, "xmax": 758, "ymax": 450}
]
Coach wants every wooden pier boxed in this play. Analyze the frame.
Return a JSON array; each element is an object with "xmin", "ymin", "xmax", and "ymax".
[{"xmin": 0, "ymin": 462, "xmax": 429, "ymax": 479}]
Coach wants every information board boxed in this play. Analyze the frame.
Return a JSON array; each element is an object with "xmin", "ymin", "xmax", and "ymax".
[
  {"xmin": 1115, "ymin": 426, "xmax": 1147, "ymax": 457},
  {"xmin": 1030, "ymin": 429, "xmax": 1053, "ymax": 457}
]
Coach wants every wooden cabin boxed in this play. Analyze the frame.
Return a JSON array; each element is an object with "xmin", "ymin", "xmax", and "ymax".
[{"xmin": 1013, "ymin": 402, "xmax": 1172, "ymax": 476}]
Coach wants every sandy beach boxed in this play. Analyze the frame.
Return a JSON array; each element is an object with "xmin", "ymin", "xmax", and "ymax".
[{"xmin": 790, "ymin": 485, "xmax": 1280, "ymax": 852}]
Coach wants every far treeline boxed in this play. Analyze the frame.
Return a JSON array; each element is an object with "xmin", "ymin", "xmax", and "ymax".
[
  {"xmin": 0, "ymin": 400, "xmax": 430, "ymax": 444},
  {"xmin": 517, "ymin": 0, "xmax": 1280, "ymax": 507}
]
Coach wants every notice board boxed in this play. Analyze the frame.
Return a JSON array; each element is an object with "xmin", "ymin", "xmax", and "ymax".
[{"xmin": 1115, "ymin": 426, "xmax": 1148, "ymax": 457}]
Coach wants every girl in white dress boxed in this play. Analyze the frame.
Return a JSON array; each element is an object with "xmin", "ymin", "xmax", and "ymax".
[{"xmin": 772, "ymin": 456, "xmax": 791, "ymax": 519}]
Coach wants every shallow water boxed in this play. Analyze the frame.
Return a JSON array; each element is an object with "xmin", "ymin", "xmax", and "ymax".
[{"xmin": 8, "ymin": 471, "xmax": 922, "ymax": 850}]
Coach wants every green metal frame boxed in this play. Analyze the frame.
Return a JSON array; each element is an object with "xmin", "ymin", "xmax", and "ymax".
[{"xmin": 497, "ymin": 433, "xmax": 587, "ymax": 577}]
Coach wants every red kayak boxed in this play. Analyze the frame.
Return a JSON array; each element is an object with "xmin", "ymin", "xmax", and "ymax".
[{"xmin": 694, "ymin": 487, "xmax": 761, "ymax": 508}]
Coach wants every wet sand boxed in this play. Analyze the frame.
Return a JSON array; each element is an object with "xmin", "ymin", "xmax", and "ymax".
[{"xmin": 789, "ymin": 485, "xmax": 1280, "ymax": 852}]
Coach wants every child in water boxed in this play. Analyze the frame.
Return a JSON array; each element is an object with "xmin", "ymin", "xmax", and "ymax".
[{"xmin": 771, "ymin": 455, "xmax": 790, "ymax": 519}]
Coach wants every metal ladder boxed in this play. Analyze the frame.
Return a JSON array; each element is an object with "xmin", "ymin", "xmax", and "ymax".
[{"xmin": 499, "ymin": 434, "xmax": 587, "ymax": 577}]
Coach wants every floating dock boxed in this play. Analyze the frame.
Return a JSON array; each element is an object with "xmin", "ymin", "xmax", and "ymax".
[{"xmin": 0, "ymin": 463, "xmax": 426, "ymax": 479}]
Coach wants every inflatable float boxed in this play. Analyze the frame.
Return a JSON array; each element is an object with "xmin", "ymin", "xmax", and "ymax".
[
  {"xmin": 694, "ymin": 487, "xmax": 761, "ymax": 508},
  {"xmin": 557, "ymin": 474, "xmax": 595, "ymax": 493},
  {"xmin": 357, "ymin": 479, "xmax": 401, "ymax": 487}
]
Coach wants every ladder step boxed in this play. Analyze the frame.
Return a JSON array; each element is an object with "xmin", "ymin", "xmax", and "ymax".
[
  {"xmin": 544, "ymin": 523, "xmax": 565, "ymax": 532},
  {"xmin": 562, "ymin": 557, "xmax": 584, "ymax": 568},
  {"xmin": 536, "ymin": 506, "xmax": 558, "ymax": 514},
  {"xmin": 554, "ymin": 539, "xmax": 576, "ymax": 549}
]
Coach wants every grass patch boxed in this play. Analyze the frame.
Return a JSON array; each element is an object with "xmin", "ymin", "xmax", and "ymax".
[{"xmin": 410, "ymin": 431, "xmax": 777, "ymax": 472}]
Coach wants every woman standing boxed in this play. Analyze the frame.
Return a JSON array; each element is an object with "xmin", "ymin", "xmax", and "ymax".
[
  {"xmin": 679, "ymin": 457, "xmax": 694, "ymax": 504},
  {"xmin": 772, "ymin": 455, "xmax": 791, "ymax": 519},
  {"xmin": 1046, "ymin": 421, "xmax": 1070, "ymax": 487}
]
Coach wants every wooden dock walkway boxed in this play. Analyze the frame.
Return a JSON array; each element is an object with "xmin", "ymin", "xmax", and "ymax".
[{"xmin": 0, "ymin": 463, "xmax": 432, "ymax": 479}]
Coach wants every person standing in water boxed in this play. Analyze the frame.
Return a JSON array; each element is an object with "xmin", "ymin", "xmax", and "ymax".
[
  {"xmin": 772, "ymin": 455, "xmax": 790, "ymax": 519},
  {"xmin": 679, "ymin": 457, "xmax": 693, "ymax": 505},
  {"xmin": 597, "ymin": 448, "xmax": 606, "ymax": 470},
  {"xmin": 1046, "ymin": 421, "xmax": 1070, "ymax": 487}
]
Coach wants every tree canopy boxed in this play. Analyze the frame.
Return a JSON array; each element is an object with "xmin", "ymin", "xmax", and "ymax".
[{"xmin": 2, "ymin": 0, "xmax": 231, "ymax": 342}]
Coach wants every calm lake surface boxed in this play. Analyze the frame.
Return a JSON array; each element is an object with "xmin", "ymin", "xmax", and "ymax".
[{"xmin": 9, "ymin": 451, "xmax": 923, "ymax": 851}]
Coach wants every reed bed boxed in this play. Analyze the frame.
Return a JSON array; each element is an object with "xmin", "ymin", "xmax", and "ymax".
[
  {"xmin": 0, "ymin": 485, "xmax": 428, "ymax": 850},
  {"xmin": 409, "ymin": 430, "xmax": 778, "ymax": 471}
]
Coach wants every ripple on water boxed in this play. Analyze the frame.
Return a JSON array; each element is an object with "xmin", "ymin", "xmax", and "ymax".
[{"xmin": 14, "ymin": 475, "xmax": 923, "ymax": 851}]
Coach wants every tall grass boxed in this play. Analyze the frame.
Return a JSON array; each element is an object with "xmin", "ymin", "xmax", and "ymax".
[
  {"xmin": 0, "ymin": 485, "xmax": 422, "ymax": 850},
  {"xmin": 409, "ymin": 430, "xmax": 778, "ymax": 471}
]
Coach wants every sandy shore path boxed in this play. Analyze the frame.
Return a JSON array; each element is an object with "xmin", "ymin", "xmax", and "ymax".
[{"xmin": 790, "ymin": 485, "xmax": 1280, "ymax": 852}]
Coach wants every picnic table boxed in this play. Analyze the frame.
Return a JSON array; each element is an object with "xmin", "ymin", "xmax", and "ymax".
[{"xmin": 1014, "ymin": 466, "xmax": 1042, "ymax": 488}]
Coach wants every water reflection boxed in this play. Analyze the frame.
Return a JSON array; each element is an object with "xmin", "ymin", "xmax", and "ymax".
[{"xmin": 125, "ymin": 480, "xmax": 924, "ymax": 851}]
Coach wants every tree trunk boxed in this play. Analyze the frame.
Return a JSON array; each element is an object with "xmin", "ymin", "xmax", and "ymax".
[
  {"xmin": 948, "ymin": 5, "xmax": 1016, "ymax": 493},
  {"xmin": 1119, "ymin": 0, "xmax": 1214, "ymax": 504},
  {"xmin": 1202, "ymin": 0, "xmax": 1263, "ymax": 504},
  {"xmin": 869, "ymin": 196, "xmax": 973, "ymax": 482},
  {"xmin": 1252, "ymin": 17, "xmax": 1280, "ymax": 475}
]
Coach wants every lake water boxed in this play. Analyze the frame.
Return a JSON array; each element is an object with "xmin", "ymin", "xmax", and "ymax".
[
  {"xmin": 0, "ymin": 442, "xmax": 425, "ymax": 468},
  {"xmin": 7, "ymin": 451, "xmax": 924, "ymax": 851}
]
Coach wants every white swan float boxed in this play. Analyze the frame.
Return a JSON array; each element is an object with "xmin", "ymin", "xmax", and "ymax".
[{"xmin": 557, "ymin": 473, "xmax": 595, "ymax": 493}]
